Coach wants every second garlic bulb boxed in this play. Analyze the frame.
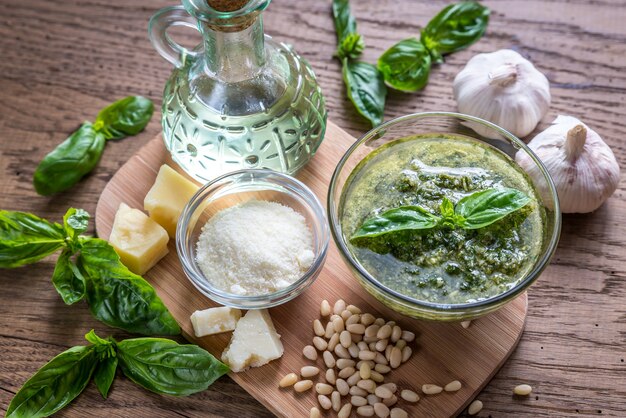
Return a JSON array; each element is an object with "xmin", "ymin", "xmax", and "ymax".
[{"xmin": 453, "ymin": 49, "xmax": 551, "ymax": 139}]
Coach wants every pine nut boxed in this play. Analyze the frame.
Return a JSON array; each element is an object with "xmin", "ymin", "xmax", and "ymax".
[
  {"xmin": 358, "ymin": 341, "xmax": 369, "ymax": 351},
  {"xmin": 381, "ymin": 383, "xmax": 397, "ymax": 393},
  {"xmin": 326, "ymin": 368, "xmax": 337, "ymax": 385},
  {"xmin": 316, "ymin": 382, "xmax": 333, "ymax": 395},
  {"xmin": 313, "ymin": 336, "xmax": 328, "ymax": 351},
  {"xmin": 328, "ymin": 332, "xmax": 340, "ymax": 351},
  {"xmin": 461, "ymin": 320, "xmax": 472, "ymax": 329},
  {"xmin": 375, "ymin": 364, "xmax": 391, "ymax": 374},
  {"xmin": 390, "ymin": 407, "xmax": 408, "ymax": 418},
  {"xmin": 341, "ymin": 309, "xmax": 352, "ymax": 321},
  {"xmin": 325, "ymin": 321, "xmax": 335, "ymax": 339},
  {"xmin": 375, "ymin": 339, "xmax": 388, "ymax": 352},
  {"xmin": 313, "ymin": 319, "xmax": 325, "ymax": 337},
  {"xmin": 375, "ymin": 385, "xmax": 393, "ymax": 399},
  {"xmin": 332, "ymin": 391, "xmax": 341, "ymax": 412},
  {"xmin": 337, "ymin": 378, "xmax": 350, "ymax": 396},
  {"xmin": 468, "ymin": 399, "xmax": 483, "ymax": 415},
  {"xmin": 401, "ymin": 346, "xmax": 412, "ymax": 363},
  {"xmin": 301, "ymin": 366, "xmax": 320, "ymax": 377},
  {"xmin": 365, "ymin": 325, "xmax": 380, "ymax": 338},
  {"xmin": 375, "ymin": 352, "xmax": 388, "ymax": 365},
  {"xmin": 318, "ymin": 394, "xmax": 332, "ymax": 410},
  {"xmin": 339, "ymin": 330, "xmax": 351, "ymax": 348},
  {"xmin": 347, "ymin": 370, "xmax": 361, "ymax": 386},
  {"xmin": 385, "ymin": 345, "xmax": 393, "ymax": 361},
  {"xmin": 357, "ymin": 360, "xmax": 374, "ymax": 370},
  {"xmin": 369, "ymin": 342, "xmax": 377, "ymax": 351},
  {"xmin": 338, "ymin": 403, "xmax": 352, "ymax": 418},
  {"xmin": 351, "ymin": 332, "xmax": 363, "ymax": 343},
  {"xmin": 374, "ymin": 402, "xmax": 390, "ymax": 418},
  {"xmin": 395, "ymin": 340, "xmax": 406, "ymax": 350},
  {"xmin": 386, "ymin": 321, "xmax": 396, "ymax": 327},
  {"xmin": 401, "ymin": 330, "xmax": 415, "ymax": 342},
  {"xmin": 334, "ymin": 299, "xmax": 346, "ymax": 315},
  {"xmin": 303, "ymin": 345, "xmax": 317, "ymax": 361},
  {"xmin": 323, "ymin": 350, "xmax": 335, "ymax": 368},
  {"xmin": 294, "ymin": 380, "xmax": 313, "ymax": 392},
  {"xmin": 360, "ymin": 362, "xmax": 372, "ymax": 379},
  {"xmin": 350, "ymin": 386, "xmax": 368, "ymax": 397},
  {"xmin": 444, "ymin": 380, "xmax": 462, "ymax": 392},
  {"xmin": 347, "ymin": 304, "xmax": 361, "ymax": 314},
  {"xmin": 400, "ymin": 389, "xmax": 419, "ymax": 402},
  {"xmin": 320, "ymin": 300, "xmax": 331, "ymax": 317},
  {"xmin": 513, "ymin": 384, "xmax": 533, "ymax": 396},
  {"xmin": 333, "ymin": 316, "xmax": 345, "ymax": 333},
  {"xmin": 338, "ymin": 366, "xmax": 356, "ymax": 379},
  {"xmin": 370, "ymin": 371, "xmax": 384, "ymax": 383},
  {"xmin": 279, "ymin": 373, "xmax": 298, "ymax": 388},
  {"xmin": 357, "ymin": 405, "xmax": 375, "ymax": 417},
  {"xmin": 359, "ymin": 350, "xmax": 376, "ymax": 361},
  {"xmin": 347, "ymin": 323, "xmax": 366, "ymax": 334},
  {"xmin": 390, "ymin": 347, "xmax": 402, "ymax": 368},
  {"xmin": 357, "ymin": 379, "xmax": 377, "ymax": 393},
  {"xmin": 364, "ymin": 335, "xmax": 378, "ymax": 343},
  {"xmin": 351, "ymin": 395, "xmax": 368, "ymax": 406},
  {"xmin": 390, "ymin": 326, "xmax": 402, "ymax": 343},
  {"xmin": 374, "ymin": 318, "xmax": 385, "ymax": 326},
  {"xmin": 334, "ymin": 344, "xmax": 350, "ymax": 359},
  {"xmin": 367, "ymin": 394, "xmax": 380, "ymax": 405},
  {"xmin": 361, "ymin": 313, "xmax": 375, "ymax": 325},
  {"xmin": 377, "ymin": 325, "xmax": 392, "ymax": 339},
  {"xmin": 337, "ymin": 358, "xmax": 356, "ymax": 369},
  {"xmin": 382, "ymin": 395, "xmax": 397, "ymax": 407},
  {"xmin": 346, "ymin": 314, "xmax": 361, "ymax": 325},
  {"xmin": 310, "ymin": 406, "xmax": 321, "ymax": 418},
  {"xmin": 422, "ymin": 384, "xmax": 443, "ymax": 395},
  {"xmin": 348, "ymin": 343, "xmax": 359, "ymax": 358}
]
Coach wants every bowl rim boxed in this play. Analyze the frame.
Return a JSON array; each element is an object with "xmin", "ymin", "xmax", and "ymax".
[
  {"xmin": 328, "ymin": 111, "xmax": 562, "ymax": 313},
  {"xmin": 176, "ymin": 168, "xmax": 330, "ymax": 306}
]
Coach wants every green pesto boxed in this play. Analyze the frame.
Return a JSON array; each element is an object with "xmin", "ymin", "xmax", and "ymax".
[{"xmin": 341, "ymin": 135, "xmax": 545, "ymax": 305}]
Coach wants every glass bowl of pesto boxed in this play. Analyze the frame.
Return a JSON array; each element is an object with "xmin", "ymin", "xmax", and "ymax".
[
  {"xmin": 177, "ymin": 169, "xmax": 329, "ymax": 309},
  {"xmin": 329, "ymin": 112, "xmax": 561, "ymax": 321}
]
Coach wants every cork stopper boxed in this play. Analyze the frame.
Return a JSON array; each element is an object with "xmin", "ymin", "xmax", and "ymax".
[
  {"xmin": 207, "ymin": 0, "xmax": 250, "ymax": 12},
  {"xmin": 206, "ymin": 0, "xmax": 256, "ymax": 32}
]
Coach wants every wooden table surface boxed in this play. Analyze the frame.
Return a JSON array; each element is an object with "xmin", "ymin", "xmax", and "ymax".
[{"xmin": 1, "ymin": 0, "xmax": 625, "ymax": 417}]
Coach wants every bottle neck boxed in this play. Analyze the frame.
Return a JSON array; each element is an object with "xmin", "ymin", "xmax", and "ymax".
[{"xmin": 200, "ymin": 16, "xmax": 265, "ymax": 82}]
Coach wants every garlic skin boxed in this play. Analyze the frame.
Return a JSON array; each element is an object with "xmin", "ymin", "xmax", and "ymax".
[
  {"xmin": 454, "ymin": 49, "xmax": 551, "ymax": 139},
  {"xmin": 516, "ymin": 115, "xmax": 620, "ymax": 213}
]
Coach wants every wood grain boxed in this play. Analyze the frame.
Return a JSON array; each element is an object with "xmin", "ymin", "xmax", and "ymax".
[
  {"xmin": 93, "ymin": 124, "xmax": 528, "ymax": 418},
  {"xmin": 0, "ymin": 0, "xmax": 625, "ymax": 417}
]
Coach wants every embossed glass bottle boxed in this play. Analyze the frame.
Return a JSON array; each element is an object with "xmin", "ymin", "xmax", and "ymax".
[{"xmin": 149, "ymin": 0, "xmax": 327, "ymax": 182}]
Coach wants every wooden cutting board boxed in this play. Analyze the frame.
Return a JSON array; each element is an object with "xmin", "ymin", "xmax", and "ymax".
[{"xmin": 95, "ymin": 121, "xmax": 527, "ymax": 418}]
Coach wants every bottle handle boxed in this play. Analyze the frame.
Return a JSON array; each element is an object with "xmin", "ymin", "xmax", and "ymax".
[{"xmin": 148, "ymin": 6, "xmax": 201, "ymax": 68}]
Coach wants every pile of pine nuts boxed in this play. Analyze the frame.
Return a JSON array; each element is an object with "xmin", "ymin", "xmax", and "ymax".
[{"xmin": 279, "ymin": 299, "xmax": 465, "ymax": 417}]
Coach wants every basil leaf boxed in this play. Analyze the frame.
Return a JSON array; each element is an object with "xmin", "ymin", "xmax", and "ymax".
[
  {"xmin": 0, "ymin": 211, "xmax": 65, "ymax": 268},
  {"xmin": 332, "ymin": 0, "xmax": 357, "ymax": 43},
  {"xmin": 5, "ymin": 345, "xmax": 97, "ymax": 418},
  {"xmin": 33, "ymin": 123, "xmax": 106, "ymax": 196},
  {"xmin": 421, "ymin": 1, "xmax": 490, "ymax": 63},
  {"xmin": 78, "ymin": 238, "xmax": 180, "ymax": 336},
  {"xmin": 377, "ymin": 37, "xmax": 432, "ymax": 92},
  {"xmin": 51, "ymin": 249, "xmax": 86, "ymax": 305},
  {"xmin": 342, "ymin": 59, "xmax": 387, "ymax": 127},
  {"xmin": 93, "ymin": 96, "xmax": 154, "ymax": 140},
  {"xmin": 440, "ymin": 197, "xmax": 455, "ymax": 218},
  {"xmin": 455, "ymin": 188, "xmax": 531, "ymax": 229},
  {"xmin": 117, "ymin": 337, "xmax": 229, "ymax": 396},
  {"xmin": 93, "ymin": 356, "xmax": 118, "ymax": 399},
  {"xmin": 63, "ymin": 208, "xmax": 89, "ymax": 241},
  {"xmin": 351, "ymin": 205, "xmax": 440, "ymax": 240},
  {"xmin": 337, "ymin": 32, "xmax": 365, "ymax": 60}
]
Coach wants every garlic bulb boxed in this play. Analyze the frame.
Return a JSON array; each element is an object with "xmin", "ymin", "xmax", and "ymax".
[
  {"xmin": 516, "ymin": 115, "xmax": 620, "ymax": 213},
  {"xmin": 453, "ymin": 49, "xmax": 551, "ymax": 139}
]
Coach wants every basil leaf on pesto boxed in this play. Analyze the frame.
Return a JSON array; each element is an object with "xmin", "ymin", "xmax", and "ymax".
[
  {"xmin": 455, "ymin": 187, "xmax": 531, "ymax": 229},
  {"xmin": 351, "ymin": 205, "xmax": 440, "ymax": 240}
]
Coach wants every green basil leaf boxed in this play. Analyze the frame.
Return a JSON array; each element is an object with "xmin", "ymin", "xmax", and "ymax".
[
  {"xmin": 33, "ymin": 123, "xmax": 106, "ymax": 196},
  {"xmin": 332, "ymin": 0, "xmax": 357, "ymax": 43},
  {"xmin": 440, "ymin": 197, "xmax": 455, "ymax": 218},
  {"xmin": 377, "ymin": 37, "xmax": 432, "ymax": 92},
  {"xmin": 5, "ymin": 345, "xmax": 97, "ymax": 418},
  {"xmin": 63, "ymin": 208, "xmax": 90, "ymax": 241},
  {"xmin": 0, "ymin": 211, "xmax": 65, "ymax": 268},
  {"xmin": 455, "ymin": 188, "xmax": 531, "ymax": 229},
  {"xmin": 117, "ymin": 338, "xmax": 229, "ymax": 396},
  {"xmin": 337, "ymin": 32, "xmax": 365, "ymax": 60},
  {"xmin": 93, "ymin": 96, "xmax": 154, "ymax": 140},
  {"xmin": 51, "ymin": 248, "xmax": 86, "ymax": 305},
  {"xmin": 351, "ymin": 205, "xmax": 440, "ymax": 240},
  {"xmin": 342, "ymin": 59, "xmax": 387, "ymax": 127},
  {"xmin": 78, "ymin": 238, "xmax": 180, "ymax": 336},
  {"xmin": 421, "ymin": 1, "xmax": 490, "ymax": 63},
  {"xmin": 93, "ymin": 356, "xmax": 118, "ymax": 399}
]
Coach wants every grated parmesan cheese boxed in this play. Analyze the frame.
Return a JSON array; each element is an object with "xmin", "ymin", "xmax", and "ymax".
[{"xmin": 196, "ymin": 200, "xmax": 315, "ymax": 296}]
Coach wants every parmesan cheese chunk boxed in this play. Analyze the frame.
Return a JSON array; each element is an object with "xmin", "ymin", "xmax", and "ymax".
[
  {"xmin": 190, "ymin": 307, "xmax": 242, "ymax": 337},
  {"xmin": 221, "ymin": 309, "xmax": 284, "ymax": 372}
]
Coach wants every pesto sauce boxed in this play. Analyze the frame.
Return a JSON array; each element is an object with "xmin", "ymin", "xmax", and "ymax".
[{"xmin": 341, "ymin": 135, "xmax": 545, "ymax": 305}]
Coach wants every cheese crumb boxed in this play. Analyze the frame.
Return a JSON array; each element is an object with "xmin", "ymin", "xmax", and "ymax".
[{"xmin": 196, "ymin": 200, "xmax": 314, "ymax": 296}]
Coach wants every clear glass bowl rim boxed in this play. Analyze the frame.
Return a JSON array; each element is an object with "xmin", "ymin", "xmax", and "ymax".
[
  {"xmin": 176, "ymin": 168, "xmax": 330, "ymax": 306},
  {"xmin": 328, "ymin": 111, "xmax": 562, "ymax": 313}
]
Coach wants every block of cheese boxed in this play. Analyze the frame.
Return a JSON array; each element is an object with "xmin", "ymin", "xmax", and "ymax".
[
  {"xmin": 190, "ymin": 307, "xmax": 242, "ymax": 337},
  {"xmin": 108, "ymin": 203, "xmax": 169, "ymax": 275},
  {"xmin": 144, "ymin": 164, "xmax": 200, "ymax": 237},
  {"xmin": 221, "ymin": 309, "xmax": 284, "ymax": 372}
]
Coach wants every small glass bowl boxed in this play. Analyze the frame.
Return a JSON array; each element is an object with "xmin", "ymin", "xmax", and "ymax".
[
  {"xmin": 328, "ymin": 112, "xmax": 562, "ymax": 321},
  {"xmin": 177, "ymin": 169, "xmax": 329, "ymax": 309}
]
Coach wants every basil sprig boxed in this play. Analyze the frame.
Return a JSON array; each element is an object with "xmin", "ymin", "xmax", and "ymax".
[
  {"xmin": 33, "ymin": 96, "xmax": 153, "ymax": 196},
  {"xmin": 377, "ymin": 38, "xmax": 432, "ymax": 93},
  {"xmin": 0, "ymin": 208, "xmax": 180, "ymax": 336},
  {"xmin": 6, "ymin": 330, "xmax": 229, "ymax": 418},
  {"xmin": 351, "ymin": 188, "xmax": 531, "ymax": 240}
]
